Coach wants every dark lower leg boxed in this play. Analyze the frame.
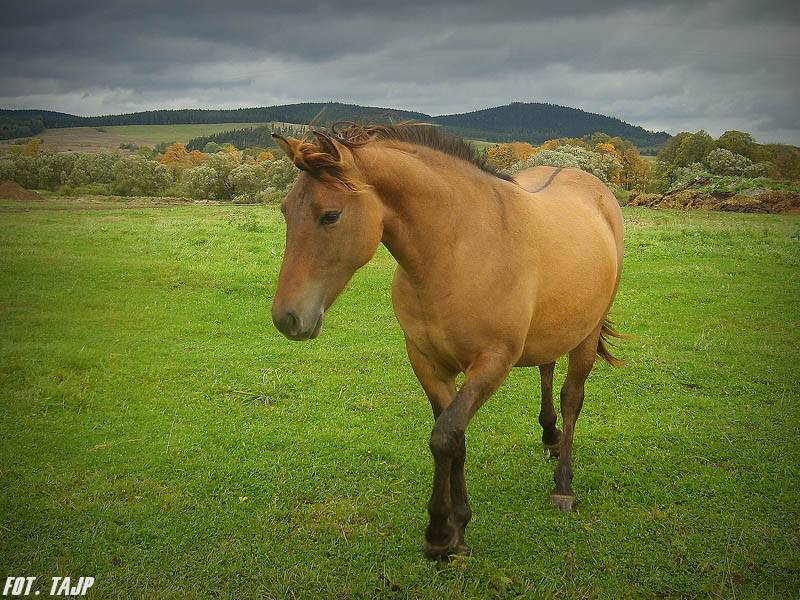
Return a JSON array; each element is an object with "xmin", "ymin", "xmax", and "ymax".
[
  {"xmin": 539, "ymin": 361, "xmax": 561, "ymax": 450},
  {"xmin": 449, "ymin": 436, "xmax": 472, "ymax": 553},
  {"xmin": 550, "ymin": 340, "xmax": 595, "ymax": 512},
  {"xmin": 424, "ymin": 352, "xmax": 512, "ymax": 558},
  {"xmin": 550, "ymin": 382, "xmax": 584, "ymax": 512},
  {"xmin": 425, "ymin": 448, "xmax": 455, "ymax": 548}
]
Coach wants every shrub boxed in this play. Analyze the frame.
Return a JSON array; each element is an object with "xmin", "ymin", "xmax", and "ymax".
[
  {"xmin": 704, "ymin": 148, "xmax": 752, "ymax": 176},
  {"xmin": 264, "ymin": 158, "xmax": 298, "ymax": 198},
  {"xmin": 510, "ymin": 145, "xmax": 623, "ymax": 188},
  {"xmin": 182, "ymin": 166, "xmax": 219, "ymax": 200},
  {"xmin": 112, "ymin": 156, "xmax": 171, "ymax": 196},
  {"xmin": 229, "ymin": 164, "xmax": 270, "ymax": 201},
  {"xmin": 743, "ymin": 162, "xmax": 774, "ymax": 178}
]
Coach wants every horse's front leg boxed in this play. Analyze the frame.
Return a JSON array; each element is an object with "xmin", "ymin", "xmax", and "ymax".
[
  {"xmin": 423, "ymin": 351, "xmax": 512, "ymax": 560},
  {"xmin": 404, "ymin": 339, "xmax": 467, "ymax": 555}
]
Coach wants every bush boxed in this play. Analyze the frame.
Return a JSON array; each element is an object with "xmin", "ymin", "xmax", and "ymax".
[
  {"xmin": 182, "ymin": 166, "xmax": 219, "ymax": 200},
  {"xmin": 112, "ymin": 156, "xmax": 171, "ymax": 196},
  {"xmin": 36, "ymin": 151, "xmax": 79, "ymax": 190},
  {"xmin": 704, "ymin": 148, "xmax": 752, "ymax": 176},
  {"xmin": 743, "ymin": 162, "xmax": 774, "ymax": 178},
  {"xmin": 510, "ymin": 145, "xmax": 623, "ymax": 188},
  {"xmin": 229, "ymin": 164, "xmax": 270, "ymax": 202},
  {"xmin": 66, "ymin": 151, "xmax": 119, "ymax": 187}
]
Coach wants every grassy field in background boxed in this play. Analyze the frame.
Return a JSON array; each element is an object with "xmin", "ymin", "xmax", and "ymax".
[
  {"xmin": 0, "ymin": 123, "xmax": 272, "ymax": 153},
  {"xmin": 0, "ymin": 200, "xmax": 798, "ymax": 599}
]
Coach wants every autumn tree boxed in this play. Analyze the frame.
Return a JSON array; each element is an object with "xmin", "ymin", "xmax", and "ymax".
[
  {"xmin": 487, "ymin": 145, "xmax": 515, "ymax": 169},
  {"xmin": 23, "ymin": 138, "xmax": 43, "ymax": 156},
  {"xmin": 158, "ymin": 142, "xmax": 188, "ymax": 164},
  {"xmin": 509, "ymin": 142, "xmax": 535, "ymax": 163},
  {"xmin": 188, "ymin": 150, "xmax": 206, "ymax": 166},
  {"xmin": 256, "ymin": 150, "xmax": 276, "ymax": 164}
]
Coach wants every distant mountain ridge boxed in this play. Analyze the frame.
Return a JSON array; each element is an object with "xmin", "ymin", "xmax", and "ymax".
[{"xmin": 0, "ymin": 101, "xmax": 670, "ymax": 150}]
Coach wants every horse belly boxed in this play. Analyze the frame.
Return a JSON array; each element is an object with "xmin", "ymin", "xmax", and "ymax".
[{"xmin": 517, "ymin": 227, "xmax": 619, "ymax": 366}]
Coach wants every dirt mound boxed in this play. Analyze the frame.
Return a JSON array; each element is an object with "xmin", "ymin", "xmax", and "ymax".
[
  {"xmin": 0, "ymin": 181, "xmax": 44, "ymax": 202},
  {"xmin": 627, "ymin": 189, "xmax": 800, "ymax": 214}
]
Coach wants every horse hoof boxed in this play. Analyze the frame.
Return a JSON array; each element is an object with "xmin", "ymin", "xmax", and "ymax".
[
  {"xmin": 543, "ymin": 442, "xmax": 560, "ymax": 458},
  {"xmin": 423, "ymin": 532, "xmax": 469, "ymax": 561},
  {"xmin": 549, "ymin": 493, "xmax": 576, "ymax": 512}
]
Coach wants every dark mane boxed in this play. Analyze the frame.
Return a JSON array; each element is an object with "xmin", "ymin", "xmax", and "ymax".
[{"xmin": 328, "ymin": 122, "xmax": 513, "ymax": 181}]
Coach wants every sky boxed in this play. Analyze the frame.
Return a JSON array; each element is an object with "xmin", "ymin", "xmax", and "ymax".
[{"xmin": 1, "ymin": 0, "xmax": 798, "ymax": 145}]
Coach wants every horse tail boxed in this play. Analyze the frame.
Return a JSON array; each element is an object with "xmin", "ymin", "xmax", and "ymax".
[{"xmin": 597, "ymin": 318, "xmax": 630, "ymax": 367}]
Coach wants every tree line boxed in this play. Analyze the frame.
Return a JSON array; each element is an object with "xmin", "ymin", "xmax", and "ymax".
[
  {"xmin": 185, "ymin": 123, "xmax": 307, "ymax": 152},
  {"xmin": 3, "ymin": 125, "xmax": 796, "ymax": 204},
  {"xmin": 484, "ymin": 132, "xmax": 649, "ymax": 191},
  {"xmin": 649, "ymin": 130, "xmax": 800, "ymax": 193}
]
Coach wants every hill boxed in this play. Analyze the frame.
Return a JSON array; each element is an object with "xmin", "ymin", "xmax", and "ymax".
[
  {"xmin": 433, "ymin": 102, "xmax": 670, "ymax": 151},
  {"xmin": 0, "ymin": 101, "xmax": 670, "ymax": 150}
]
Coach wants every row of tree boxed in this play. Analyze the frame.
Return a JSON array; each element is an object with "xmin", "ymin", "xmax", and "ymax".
[
  {"xmin": 3, "ymin": 126, "xmax": 796, "ymax": 203},
  {"xmin": 0, "ymin": 141, "xmax": 297, "ymax": 202},
  {"xmin": 656, "ymin": 130, "xmax": 799, "ymax": 179},
  {"xmin": 185, "ymin": 123, "xmax": 307, "ymax": 152},
  {"xmin": 484, "ymin": 132, "xmax": 650, "ymax": 191},
  {"xmin": 649, "ymin": 130, "xmax": 800, "ymax": 193},
  {"xmin": 0, "ymin": 114, "xmax": 46, "ymax": 140}
]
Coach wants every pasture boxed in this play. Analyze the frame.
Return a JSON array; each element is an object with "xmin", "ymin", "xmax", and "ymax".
[
  {"xmin": 0, "ymin": 199, "xmax": 797, "ymax": 599},
  {"xmin": 0, "ymin": 124, "xmax": 271, "ymax": 153}
]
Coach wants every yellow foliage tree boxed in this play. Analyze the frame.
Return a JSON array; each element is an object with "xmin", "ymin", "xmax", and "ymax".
[
  {"xmin": 188, "ymin": 150, "xmax": 206, "ymax": 166},
  {"xmin": 23, "ymin": 138, "xmax": 43, "ymax": 156},
  {"xmin": 509, "ymin": 142, "xmax": 535, "ymax": 163},
  {"xmin": 487, "ymin": 145, "xmax": 515, "ymax": 169},
  {"xmin": 159, "ymin": 142, "xmax": 188, "ymax": 164},
  {"xmin": 594, "ymin": 142, "xmax": 623, "ymax": 162},
  {"xmin": 619, "ymin": 147, "xmax": 649, "ymax": 191},
  {"xmin": 539, "ymin": 139, "xmax": 562, "ymax": 151},
  {"xmin": 256, "ymin": 151, "xmax": 276, "ymax": 164}
]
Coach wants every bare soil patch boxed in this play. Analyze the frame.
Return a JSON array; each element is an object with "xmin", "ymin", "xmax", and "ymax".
[{"xmin": 0, "ymin": 181, "xmax": 45, "ymax": 202}]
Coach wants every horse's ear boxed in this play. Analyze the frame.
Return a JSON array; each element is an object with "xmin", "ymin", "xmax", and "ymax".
[
  {"xmin": 312, "ymin": 130, "xmax": 353, "ymax": 169},
  {"xmin": 272, "ymin": 133, "xmax": 302, "ymax": 161}
]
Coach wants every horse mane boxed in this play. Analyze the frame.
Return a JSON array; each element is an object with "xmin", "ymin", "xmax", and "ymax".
[{"xmin": 329, "ymin": 122, "xmax": 514, "ymax": 182}]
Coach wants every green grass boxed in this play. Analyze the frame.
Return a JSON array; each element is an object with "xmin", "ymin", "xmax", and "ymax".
[
  {"xmin": 43, "ymin": 123, "xmax": 272, "ymax": 145},
  {"xmin": 1, "ymin": 201, "xmax": 798, "ymax": 599}
]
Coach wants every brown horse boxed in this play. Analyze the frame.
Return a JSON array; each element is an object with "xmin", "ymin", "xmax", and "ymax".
[{"xmin": 271, "ymin": 124, "xmax": 624, "ymax": 560}]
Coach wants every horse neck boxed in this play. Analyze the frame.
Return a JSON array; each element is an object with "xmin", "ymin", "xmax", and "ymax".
[{"xmin": 359, "ymin": 143, "xmax": 505, "ymax": 282}]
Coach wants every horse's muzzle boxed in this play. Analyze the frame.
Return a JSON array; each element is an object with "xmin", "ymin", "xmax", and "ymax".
[{"xmin": 272, "ymin": 307, "xmax": 324, "ymax": 341}]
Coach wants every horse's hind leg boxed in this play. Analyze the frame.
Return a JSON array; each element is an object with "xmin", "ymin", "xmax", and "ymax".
[
  {"xmin": 538, "ymin": 361, "xmax": 562, "ymax": 456},
  {"xmin": 550, "ymin": 330, "xmax": 600, "ymax": 512}
]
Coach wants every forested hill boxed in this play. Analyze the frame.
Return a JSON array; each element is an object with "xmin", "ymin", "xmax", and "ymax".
[
  {"xmin": 0, "ymin": 101, "xmax": 670, "ymax": 149},
  {"xmin": 0, "ymin": 104, "xmax": 429, "ymax": 129},
  {"xmin": 434, "ymin": 103, "xmax": 670, "ymax": 150}
]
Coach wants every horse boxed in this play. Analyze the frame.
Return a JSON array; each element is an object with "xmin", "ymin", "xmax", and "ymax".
[{"xmin": 270, "ymin": 123, "xmax": 625, "ymax": 560}]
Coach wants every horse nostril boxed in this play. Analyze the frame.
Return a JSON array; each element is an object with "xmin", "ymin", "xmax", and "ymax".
[
  {"xmin": 274, "ymin": 309, "xmax": 301, "ymax": 337},
  {"xmin": 285, "ymin": 310, "xmax": 299, "ymax": 335}
]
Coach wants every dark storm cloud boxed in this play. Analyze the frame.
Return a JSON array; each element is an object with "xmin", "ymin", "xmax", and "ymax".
[{"xmin": 1, "ymin": 0, "xmax": 798, "ymax": 143}]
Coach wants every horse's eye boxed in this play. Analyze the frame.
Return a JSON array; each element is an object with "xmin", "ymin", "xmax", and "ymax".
[{"xmin": 320, "ymin": 211, "xmax": 341, "ymax": 226}]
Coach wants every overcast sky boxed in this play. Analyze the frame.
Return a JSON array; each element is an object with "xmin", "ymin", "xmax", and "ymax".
[{"xmin": 1, "ymin": 0, "xmax": 798, "ymax": 144}]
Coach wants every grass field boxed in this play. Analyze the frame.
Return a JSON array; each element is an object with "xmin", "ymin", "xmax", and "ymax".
[
  {"xmin": 0, "ymin": 123, "xmax": 275, "ymax": 153},
  {"xmin": 0, "ymin": 199, "xmax": 798, "ymax": 599}
]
